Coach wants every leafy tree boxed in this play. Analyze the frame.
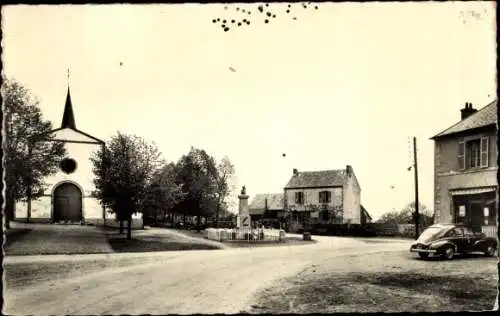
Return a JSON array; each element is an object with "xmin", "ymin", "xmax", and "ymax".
[
  {"xmin": 3, "ymin": 79, "xmax": 66, "ymax": 228},
  {"xmin": 377, "ymin": 201, "xmax": 434, "ymax": 228},
  {"xmin": 143, "ymin": 162, "xmax": 185, "ymax": 226},
  {"xmin": 213, "ymin": 156, "xmax": 235, "ymax": 228},
  {"xmin": 174, "ymin": 147, "xmax": 218, "ymax": 231},
  {"xmin": 91, "ymin": 132, "xmax": 164, "ymax": 239}
]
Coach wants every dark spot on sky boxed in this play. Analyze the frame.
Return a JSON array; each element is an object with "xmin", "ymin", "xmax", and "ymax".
[
  {"xmin": 224, "ymin": 6, "xmax": 227, "ymax": 10},
  {"xmin": 258, "ymin": 5, "xmax": 263, "ymax": 13},
  {"xmin": 267, "ymin": 12, "xmax": 271, "ymax": 17},
  {"xmin": 265, "ymin": 19, "xmax": 269, "ymax": 23},
  {"xmin": 119, "ymin": 62, "xmax": 123, "ymax": 66},
  {"xmin": 243, "ymin": 19, "xmax": 247, "ymax": 23},
  {"xmin": 231, "ymin": 19, "xmax": 235, "ymax": 23},
  {"xmin": 224, "ymin": 27, "xmax": 229, "ymax": 32},
  {"xmin": 236, "ymin": 7, "xmax": 239, "ymax": 11},
  {"xmin": 246, "ymin": 20, "xmax": 250, "ymax": 25},
  {"xmin": 248, "ymin": 11, "xmax": 251, "ymax": 15},
  {"xmin": 217, "ymin": 18, "xmax": 220, "ymax": 22},
  {"xmin": 238, "ymin": 22, "xmax": 242, "ymax": 26},
  {"xmin": 265, "ymin": 3, "xmax": 269, "ymax": 6},
  {"xmin": 212, "ymin": 19, "xmax": 216, "ymax": 23},
  {"xmin": 293, "ymin": 17, "xmax": 297, "ymax": 20},
  {"xmin": 223, "ymin": 19, "xmax": 227, "ymax": 23},
  {"xmin": 272, "ymin": 14, "xmax": 276, "ymax": 18},
  {"xmin": 286, "ymin": 9, "xmax": 290, "ymax": 13},
  {"xmin": 288, "ymin": 4, "xmax": 291, "ymax": 7},
  {"xmin": 315, "ymin": 6, "xmax": 318, "ymax": 10}
]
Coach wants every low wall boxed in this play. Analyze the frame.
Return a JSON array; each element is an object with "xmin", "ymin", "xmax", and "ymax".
[{"xmin": 205, "ymin": 228, "xmax": 286, "ymax": 242}]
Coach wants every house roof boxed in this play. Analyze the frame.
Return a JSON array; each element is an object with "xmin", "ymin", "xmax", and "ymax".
[
  {"xmin": 431, "ymin": 100, "xmax": 497, "ymax": 139},
  {"xmin": 361, "ymin": 205, "xmax": 372, "ymax": 220},
  {"xmin": 285, "ymin": 169, "xmax": 347, "ymax": 189},
  {"xmin": 249, "ymin": 193, "xmax": 284, "ymax": 216}
]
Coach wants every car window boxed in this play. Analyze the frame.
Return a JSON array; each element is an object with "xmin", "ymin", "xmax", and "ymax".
[
  {"xmin": 453, "ymin": 227, "xmax": 464, "ymax": 237},
  {"xmin": 463, "ymin": 227, "xmax": 474, "ymax": 236},
  {"xmin": 444, "ymin": 229, "xmax": 456, "ymax": 237}
]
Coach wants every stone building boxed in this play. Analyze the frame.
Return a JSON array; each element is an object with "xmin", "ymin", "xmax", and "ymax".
[
  {"xmin": 283, "ymin": 166, "xmax": 362, "ymax": 231},
  {"xmin": 430, "ymin": 100, "xmax": 497, "ymax": 237}
]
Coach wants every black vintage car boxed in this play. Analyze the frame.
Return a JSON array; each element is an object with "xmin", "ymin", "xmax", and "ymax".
[{"xmin": 410, "ymin": 224, "xmax": 498, "ymax": 260}]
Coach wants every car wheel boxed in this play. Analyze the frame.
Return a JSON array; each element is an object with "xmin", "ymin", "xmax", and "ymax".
[
  {"xmin": 442, "ymin": 246, "xmax": 455, "ymax": 260},
  {"xmin": 484, "ymin": 245, "xmax": 496, "ymax": 257},
  {"xmin": 418, "ymin": 252, "xmax": 429, "ymax": 259}
]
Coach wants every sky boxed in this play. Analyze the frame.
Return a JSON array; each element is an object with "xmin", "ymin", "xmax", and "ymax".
[{"xmin": 2, "ymin": 2, "xmax": 496, "ymax": 220}]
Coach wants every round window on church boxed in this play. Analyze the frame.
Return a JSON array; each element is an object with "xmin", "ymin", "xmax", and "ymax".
[{"xmin": 60, "ymin": 158, "xmax": 77, "ymax": 174}]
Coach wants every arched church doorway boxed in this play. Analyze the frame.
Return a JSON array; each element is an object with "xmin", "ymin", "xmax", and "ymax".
[{"xmin": 53, "ymin": 182, "xmax": 83, "ymax": 223}]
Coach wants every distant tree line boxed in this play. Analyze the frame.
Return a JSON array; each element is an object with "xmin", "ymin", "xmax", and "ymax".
[{"xmin": 376, "ymin": 201, "xmax": 434, "ymax": 229}]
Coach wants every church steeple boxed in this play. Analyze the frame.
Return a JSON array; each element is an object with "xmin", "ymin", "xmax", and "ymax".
[{"xmin": 61, "ymin": 69, "xmax": 76, "ymax": 129}]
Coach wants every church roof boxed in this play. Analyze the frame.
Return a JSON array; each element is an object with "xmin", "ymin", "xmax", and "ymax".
[{"xmin": 61, "ymin": 87, "xmax": 76, "ymax": 129}]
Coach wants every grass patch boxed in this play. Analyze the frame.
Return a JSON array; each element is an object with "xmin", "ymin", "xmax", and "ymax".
[
  {"xmin": 251, "ymin": 271, "xmax": 496, "ymax": 313},
  {"xmin": 4, "ymin": 227, "xmax": 113, "ymax": 256},
  {"xmin": 107, "ymin": 236, "xmax": 220, "ymax": 252},
  {"xmin": 4, "ymin": 228, "xmax": 32, "ymax": 247},
  {"xmin": 105, "ymin": 230, "xmax": 222, "ymax": 253},
  {"xmin": 249, "ymin": 251, "xmax": 497, "ymax": 313}
]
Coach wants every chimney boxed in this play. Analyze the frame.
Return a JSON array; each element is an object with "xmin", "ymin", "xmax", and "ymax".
[
  {"xmin": 460, "ymin": 102, "xmax": 477, "ymax": 120},
  {"xmin": 346, "ymin": 165, "xmax": 352, "ymax": 177},
  {"xmin": 293, "ymin": 168, "xmax": 298, "ymax": 176}
]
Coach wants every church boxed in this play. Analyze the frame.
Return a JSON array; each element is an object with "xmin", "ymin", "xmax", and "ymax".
[{"xmin": 15, "ymin": 84, "xmax": 143, "ymax": 228}]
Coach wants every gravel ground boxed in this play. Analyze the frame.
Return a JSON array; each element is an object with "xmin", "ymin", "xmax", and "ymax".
[{"xmin": 248, "ymin": 250, "xmax": 498, "ymax": 313}]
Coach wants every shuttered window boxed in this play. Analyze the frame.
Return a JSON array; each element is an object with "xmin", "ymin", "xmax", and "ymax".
[
  {"xmin": 318, "ymin": 191, "xmax": 331, "ymax": 203},
  {"xmin": 480, "ymin": 136, "xmax": 489, "ymax": 167},
  {"xmin": 458, "ymin": 140, "xmax": 465, "ymax": 170},
  {"xmin": 295, "ymin": 192, "xmax": 304, "ymax": 205}
]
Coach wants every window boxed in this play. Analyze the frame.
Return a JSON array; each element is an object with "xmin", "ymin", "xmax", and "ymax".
[
  {"xmin": 318, "ymin": 191, "xmax": 331, "ymax": 203},
  {"xmin": 463, "ymin": 226, "xmax": 474, "ymax": 237},
  {"xmin": 452, "ymin": 227, "xmax": 464, "ymax": 237},
  {"xmin": 295, "ymin": 192, "xmax": 304, "ymax": 205},
  {"xmin": 60, "ymin": 158, "xmax": 77, "ymax": 174},
  {"xmin": 484, "ymin": 203, "xmax": 496, "ymax": 226},
  {"xmin": 458, "ymin": 137, "xmax": 489, "ymax": 170}
]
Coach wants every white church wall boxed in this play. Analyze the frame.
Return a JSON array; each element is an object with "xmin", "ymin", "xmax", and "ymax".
[
  {"xmin": 43, "ymin": 141, "xmax": 101, "ymax": 197},
  {"xmin": 15, "ymin": 197, "xmax": 52, "ymax": 222},
  {"xmin": 13, "ymin": 128, "xmax": 144, "ymax": 228}
]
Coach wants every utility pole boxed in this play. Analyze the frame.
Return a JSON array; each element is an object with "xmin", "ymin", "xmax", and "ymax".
[{"xmin": 413, "ymin": 137, "xmax": 420, "ymax": 239}]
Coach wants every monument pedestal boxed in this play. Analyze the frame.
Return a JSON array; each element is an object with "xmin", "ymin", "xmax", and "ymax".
[{"xmin": 237, "ymin": 186, "xmax": 250, "ymax": 229}]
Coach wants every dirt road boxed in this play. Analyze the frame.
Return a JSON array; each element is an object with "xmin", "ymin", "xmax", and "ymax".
[{"xmin": 4, "ymin": 235, "xmax": 410, "ymax": 315}]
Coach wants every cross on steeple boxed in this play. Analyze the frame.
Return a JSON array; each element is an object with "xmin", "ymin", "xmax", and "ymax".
[{"xmin": 61, "ymin": 68, "xmax": 76, "ymax": 130}]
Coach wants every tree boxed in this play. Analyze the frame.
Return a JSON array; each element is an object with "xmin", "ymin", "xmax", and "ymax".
[
  {"xmin": 377, "ymin": 201, "xmax": 434, "ymax": 228},
  {"xmin": 213, "ymin": 156, "xmax": 235, "ymax": 228},
  {"xmin": 91, "ymin": 132, "xmax": 164, "ymax": 240},
  {"xmin": 143, "ymin": 162, "xmax": 185, "ymax": 226},
  {"xmin": 3, "ymin": 79, "xmax": 66, "ymax": 228},
  {"xmin": 174, "ymin": 147, "xmax": 218, "ymax": 231}
]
